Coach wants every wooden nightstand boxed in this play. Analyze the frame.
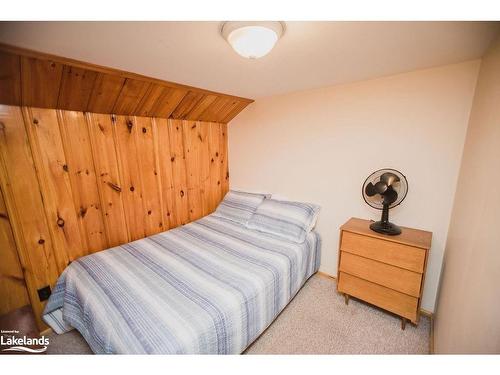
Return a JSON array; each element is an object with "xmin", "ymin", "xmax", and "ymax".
[{"xmin": 337, "ymin": 217, "xmax": 432, "ymax": 329}]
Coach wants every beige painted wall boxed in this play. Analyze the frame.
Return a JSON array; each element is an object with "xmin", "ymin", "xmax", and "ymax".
[
  {"xmin": 228, "ymin": 61, "xmax": 480, "ymax": 312},
  {"xmin": 434, "ymin": 35, "xmax": 500, "ymax": 353}
]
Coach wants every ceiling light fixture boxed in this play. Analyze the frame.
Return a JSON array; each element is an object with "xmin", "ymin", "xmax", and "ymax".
[{"xmin": 221, "ymin": 21, "xmax": 285, "ymax": 59}]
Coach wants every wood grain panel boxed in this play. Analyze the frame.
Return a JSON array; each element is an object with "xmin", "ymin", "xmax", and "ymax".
[
  {"xmin": 0, "ymin": 44, "xmax": 253, "ymax": 122},
  {"xmin": 23, "ymin": 107, "xmax": 85, "ymax": 267},
  {"xmin": 341, "ymin": 231, "xmax": 426, "ymax": 273},
  {"xmin": 168, "ymin": 119, "xmax": 190, "ymax": 226},
  {"xmin": 152, "ymin": 87, "xmax": 188, "ymax": 118},
  {"xmin": 86, "ymin": 113, "xmax": 129, "ymax": 246},
  {"xmin": 21, "ymin": 56, "xmax": 63, "ymax": 108},
  {"xmin": 135, "ymin": 116, "xmax": 165, "ymax": 236},
  {"xmin": 171, "ymin": 92, "xmax": 205, "ymax": 119},
  {"xmin": 198, "ymin": 97, "xmax": 232, "ymax": 122},
  {"xmin": 0, "ymin": 105, "xmax": 59, "ymax": 330},
  {"xmin": 338, "ymin": 272, "xmax": 419, "ymax": 322},
  {"xmin": 339, "ymin": 251, "xmax": 422, "ymax": 297},
  {"xmin": 113, "ymin": 115, "xmax": 146, "ymax": 240},
  {"xmin": 112, "ymin": 79, "xmax": 151, "ymax": 115},
  {"xmin": 0, "ymin": 51, "xmax": 21, "ymax": 106},
  {"xmin": 183, "ymin": 120, "xmax": 204, "ymax": 221},
  {"xmin": 219, "ymin": 123, "xmax": 229, "ymax": 195},
  {"xmin": 58, "ymin": 110, "xmax": 108, "ymax": 253},
  {"xmin": 208, "ymin": 122, "xmax": 223, "ymax": 210},
  {"xmin": 155, "ymin": 118, "xmax": 176, "ymax": 229},
  {"xmin": 135, "ymin": 84, "xmax": 167, "ymax": 117},
  {"xmin": 87, "ymin": 73, "xmax": 125, "ymax": 113},
  {"xmin": 186, "ymin": 95, "xmax": 217, "ymax": 120},
  {"xmin": 221, "ymin": 101, "xmax": 249, "ymax": 123},
  {"xmin": 57, "ymin": 66, "xmax": 98, "ymax": 111},
  {"xmin": 0, "ymin": 186, "xmax": 30, "ymax": 316}
]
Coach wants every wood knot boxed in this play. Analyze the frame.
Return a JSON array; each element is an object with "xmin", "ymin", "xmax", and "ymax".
[
  {"xmin": 217, "ymin": 181, "xmax": 220, "ymax": 185},
  {"xmin": 148, "ymin": 210, "xmax": 152, "ymax": 215},
  {"xmin": 191, "ymin": 124, "xmax": 197, "ymax": 129},
  {"xmin": 79, "ymin": 206, "xmax": 88, "ymax": 218},
  {"xmin": 215, "ymin": 152, "xmax": 219, "ymax": 157},
  {"xmin": 33, "ymin": 118, "xmax": 39, "ymax": 125},
  {"xmin": 167, "ymin": 212, "xmax": 170, "ymax": 217},
  {"xmin": 38, "ymin": 238, "xmax": 45, "ymax": 245},
  {"xmin": 130, "ymin": 186, "xmax": 135, "ymax": 192},
  {"xmin": 62, "ymin": 164, "xmax": 69, "ymax": 172},
  {"xmin": 57, "ymin": 218, "xmax": 65, "ymax": 227},
  {"xmin": 211, "ymin": 158, "xmax": 214, "ymax": 163},
  {"xmin": 98, "ymin": 123, "xmax": 105, "ymax": 132},
  {"xmin": 180, "ymin": 190, "xmax": 184, "ymax": 197},
  {"xmin": 50, "ymin": 62, "xmax": 56, "ymax": 68},
  {"xmin": 107, "ymin": 181, "xmax": 122, "ymax": 192},
  {"xmin": 170, "ymin": 156, "xmax": 175, "ymax": 162},
  {"xmin": 126, "ymin": 120, "xmax": 133, "ymax": 133},
  {"xmin": 142, "ymin": 127, "xmax": 147, "ymax": 133}
]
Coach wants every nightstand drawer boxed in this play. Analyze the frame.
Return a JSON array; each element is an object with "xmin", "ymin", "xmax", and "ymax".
[
  {"xmin": 338, "ymin": 272, "xmax": 418, "ymax": 321},
  {"xmin": 341, "ymin": 231, "xmax": 426, "ymax": 273},
  {"xmin": 339, "ymin": 251, "xmax": 422, "ymax": 297}
]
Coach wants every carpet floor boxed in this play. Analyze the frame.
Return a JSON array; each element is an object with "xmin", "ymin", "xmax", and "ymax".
[{"xmin": 47, "ymin": 274, "xmax": 430, "ymax": 354}]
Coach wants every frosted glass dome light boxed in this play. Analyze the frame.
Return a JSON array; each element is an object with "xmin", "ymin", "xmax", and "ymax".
[{"xmin": 222, "ymin": 22, "xmax": 285, "ymax": 59}]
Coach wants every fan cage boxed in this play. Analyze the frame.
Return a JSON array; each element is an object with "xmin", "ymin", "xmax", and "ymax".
[{"xmin": 362, "ymin": 168, "xmax": 408, "ymax": 210}]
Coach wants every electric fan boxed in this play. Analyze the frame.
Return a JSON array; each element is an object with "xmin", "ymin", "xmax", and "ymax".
[{"xmin": 362, "ymin": 168, "xmax": 408, "ymax": 235}]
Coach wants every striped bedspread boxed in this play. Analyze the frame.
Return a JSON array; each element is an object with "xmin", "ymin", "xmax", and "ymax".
[{"xmin": 43, "ymin": 214, "xmax": 321, "ymax": 354}]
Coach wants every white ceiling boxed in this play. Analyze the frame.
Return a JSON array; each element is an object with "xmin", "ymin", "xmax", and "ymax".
[{"xmin": 0, "ymin": 21, "xmax": 498, "ymax": 99}]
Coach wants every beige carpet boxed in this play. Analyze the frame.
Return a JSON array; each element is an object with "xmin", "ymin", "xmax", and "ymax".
[{"xmin": 47, "ymin": 274, "xmax": 430, "ymax": 354}]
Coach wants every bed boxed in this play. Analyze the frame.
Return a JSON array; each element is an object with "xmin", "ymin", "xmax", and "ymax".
[{"xmin": 43, "ymin": 213, "xmax": 321, "ymax": 354}]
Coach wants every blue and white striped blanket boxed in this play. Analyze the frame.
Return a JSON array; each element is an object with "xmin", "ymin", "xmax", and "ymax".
[{"xmin": 43, "ymin": 214, "xmax": 321, "ymax": 354}]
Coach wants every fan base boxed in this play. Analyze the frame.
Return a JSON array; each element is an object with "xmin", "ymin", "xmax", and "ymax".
[{"xmin": 370, "ymin": 221, "xmax": 402, "ymax": 236}]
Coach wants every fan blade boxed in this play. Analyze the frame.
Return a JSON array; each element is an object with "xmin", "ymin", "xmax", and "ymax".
[
  {"xmin": 380, "ymin": 172, "xmax": 400, "ymax": 187},
  {"xmin": 365, "ymin": 182, "xmax": 377, "ymax": 196},
  {"xmin": 374, "ymin": 181, "xmax": 388, "ymax": 194},
  {"xmin": 383, "ymin": 188, "xmax": 398, "ymax": 205}
]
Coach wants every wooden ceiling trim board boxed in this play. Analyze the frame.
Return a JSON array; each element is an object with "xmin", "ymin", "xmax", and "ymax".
[
  {"xmin": 57, "ymin": 66, "xmax": 98, "ymax": 111},
  {"xmin": 0, "ymin": 43, "xmax": 253, "ymax": 103},
  {"xmin": 112, "ymin": 78, "xmax": 151, "ymax": 115},
  {"xmin": 221, "ymin": 101, "xmax": 250, "ymax": 123},
  {"xmin": 0, "ymin": 51, "xmax": 21, "ymax": 105},
  {"xmin": 213, "ymin": 99, "xmax": 241, "ymax": 123},
  {"xmin": 170, "ymin": 91, "xmax": 205, "ymax": 119},
  {"xmin": 21, "ymin": 56, "xmax": 64, "ymax": 108},
  {"xmin": 198, "ymin": 96, "xmax": 232, "ymax": 122},
  {"xmin": 185, "ymin": 94, "xmax": 218, "ymax": 120},
  {"xmin": 135, "ymin": 84, "xmax": 169, "ymax": 117},
  {"xmin": 0, "ymin": 43, "xmax": 254, "ymax": 122},
  {"xmin": 151, "ymin": 87, "xmax": 188, "ymax": 118},
  {"xmin": 87, "ymin": 73, "xmax": 126, "ymax": 113}
]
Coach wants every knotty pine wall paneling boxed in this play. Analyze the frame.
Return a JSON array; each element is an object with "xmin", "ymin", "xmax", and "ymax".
[
  {"xmin": 86, "ymin": 113, "xmax": 129, "ymax": 247},
  {"xmin": 113, "ymin": 115, "xmax": 147, "ymax": 241},
  {"xmin": 0, "ymin": 185, "xmax": 30, "ymax": 316},
  {"xmin": 58, "ymin": 110, "xmax": 109, "ymax": 253},
  {"xmin": 0, "ymin": 104, "xmax": 229, "ymax": 329},
  {"xmin": 0, "ymin": 106, "xmax": 59, "ymax": 329}
]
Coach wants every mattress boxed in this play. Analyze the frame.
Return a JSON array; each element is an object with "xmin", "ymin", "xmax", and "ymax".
[{"xmin": 43, "ymin": 214, "xmax": 321, "ymax": 354}]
